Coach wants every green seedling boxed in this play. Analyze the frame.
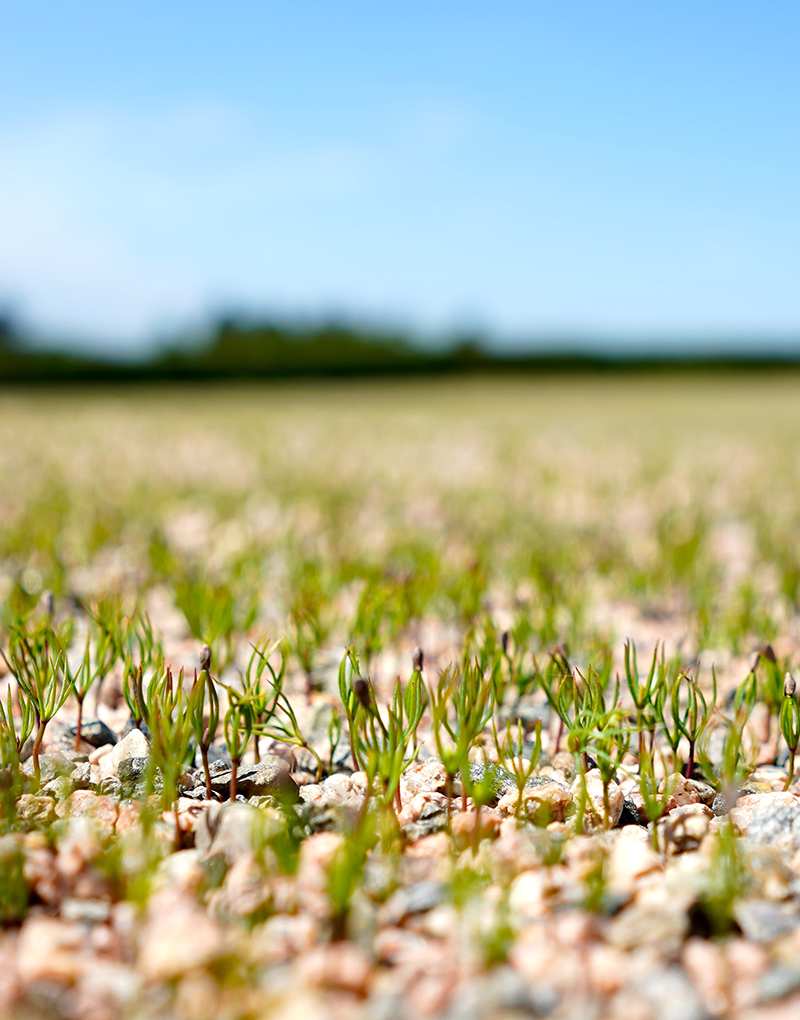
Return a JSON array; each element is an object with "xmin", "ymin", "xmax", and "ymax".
[
  {"xmin": 624, "ymin": 640, "xmax": 659, "ymax": 763},
  {"xmin": 2, "ymin": 637, "xmax": 80, "ymax": 784},
  {"xmin": 430, "ymin": 659, "xmax": 495, "ymax": 818},
  {"xmin": 492, "ymin": 717, "xmax": 542, "ymax": 818},
  {"xmin": 146, "ymin": 664, "xmax": 200, "ymax": 848},
  {"xmin": 190, "ymin": 644, "xmax": 220, "ymax": 799},
  {"xmin": 593, "ymin": 708, "xmax": 631, "ymax": 830},
  {"xmin": 756, "ymin": 645, "xmax": 787, "ymax": 761},
  {"xmin": 636, "ymin": 752, "xmax": 678, "ymax": 850},
  {"xmin": 342, "ymin": 653, "xmax": 427, "ymax": 819},
  {"xmin": 780, "ymin": 673, "xmax": 800, "ymax": 790},
  {"xmin": 224, "ymin": 700, "xmax": 254, "ymax": 801},
  {"xmin": 654, "ymin": 665, "xmax": 716, "ymax": 778},
  {"xmin": 0, "ymin": 678, "xmax": 35, "ymax": 766},
  {"xmin": 240, "ymin": 639, "xmax": 325, "ymax": 780},
  {"xmin": 74, "ymin": 622, "xmax": 119, "ymax": 749},
  {"xmin": 326, "ymin": 808, "xmax": 375, "ymax": 940}
]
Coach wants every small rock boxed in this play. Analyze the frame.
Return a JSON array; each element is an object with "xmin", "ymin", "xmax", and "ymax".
[
  {"xmin": 296, "ymin": 942, "xmax": 372, "ymax": 995},
  {"xmin": 661, "ymin": 773, "xmax": 703, "ymax": 807},
  {"xmin": 733, "ymin": 898, "xmax": 800, "ymax": 944},
  {"xmin": 16, "ymin": 916, "xmax": 87, "ymax": 984},
  {"xmin": 99, "ymin": 777, "xmax": 122, "ymax": 798},
  {"xmin": 71, "ymin": 761, "xmax": 92, "ymax": 789},
  {"xmin": 381, "ymin": 881, "xmax": 446, "ymax": 925},
  {"xmin": 400, "ymin": 760, "xmax": 449, "ymax": 798},
  {"xmin": 68, "ymin": 720, "xmax": 118, "ymax": 748},
  {"xmin": 607, "ymin": 900, "xmax": 688, "ymax": 954},
  {"xmin": 195, "ymin": 802, "xmax": 277, "ymax": 866},
  {"xmin": 117, "ymin": 756, "xmax": 151, "ymax": 786},
  {"xmin": 450, "ymin": 810, "xmax": 501, "ymax": 847},
  {"xmin": 452, "ymin": 762, "xmax": 517, "ymax": 804},
  {"xmin": 138, "ymin": 894, "xmax": 227, "ymax": 981},
  {"xmin": 618, "ymin": 793, "xmax": 643, "ymax": 826},
  {"xmin": 16, "ymin": 794, "xmax": 56, "ymax": 829},
  {"xmin": 636, "ymin": 965, "xmax": 708, "ymax": 1020},
  {"xmin": 209, "ymin": 757, "xmax": 298, "ymax": 802},
  {"xmin": 42, "ymin": 775, "xmax": 75, "ymax": 800},
  {"xmin": 398, "ymin": 792, "xmax": 449, "ymax": 841},
  {"xmin": 570, "ymin": 769, "xmax": 624, "ymax": 832},
  {"xmin": 607, "ymin": 826, "xmax": 662, "ymax": 897},
  {"xmin": 111, "ymin": 729, "xmax": 150, "ymax": 774},
  {"xmin": 214, "ymin": 852, "xmax": 270, "ymax": 918},
  {"xmin": 685, "ymin": 778, "xmax": 717, "ymax": 807},
  {"xmin": 731, "ymin": 793, "xmax": 800, "ymax": 855},
  {"xmin": 656, "ymin": 803, "xmax": 713, "ymax": 855},
  {"xmin": 497, "ymin": 780, "xmax": 572, "ymax": 825},
  {"xmin": 21, "ymin": 752, "xmax": 76, "ymax": 784},
  {"xmin": 55, "ymin": 790, "xmax": 119, "ymax": 831}
]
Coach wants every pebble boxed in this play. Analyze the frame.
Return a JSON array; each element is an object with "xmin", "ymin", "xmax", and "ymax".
[
  {"xmin": 607, "ymin": 826, "xmax": 662, "ymax": 897},
  {"xmin": 67, "ymin": 719, "xmax": 118, "ymax": 748},
  {"xmin": 497, "ymin": 779, "xmax": 572, "ymax": 825},
  {"xmin": 209, "ymin": 756, "xmax": 299, "ymax": 801},
  {"xmin": 54, "ymin": 790, "xmax": 119, "ymax": 829},
  {"xmin": 570, "ymin": 768, "xmax": 624, "ymax": 832},
  {"xmin": 16, "ymin": 794, "xmax": 56, "ymax": 829},
  {"xmin": 138, "ymin": 893, "xmax": 227, "ymax": 981},
  {"xmin": 398, "ymin": 792, "xmax": 450, "ymax": 840},
  {"xmin": 607, "ymin": 899, "xmax": 689, "ymax": 954},
  {"xmin": 296, "ymin": 941, "xmax": 372, "ymax": 996},
  {"xmin": 21, "ymin": 752, "xmax": 77, "ymax": 783},
  {"xmin": 111, "ymin": 728, "xmax": 150, "ymax": 774},
  {"xmin": 195, "ymin": 801, "xmax": 281, "ymax": 867},
  {"xmin": 656, "ymin": 803, "xmax": 713, "ymax": 855},
  {"xmin": 450, "ymin": 810, "xmax": 501, "ymax": 847},
  {"xmin": 731, "ymin": 793, "xmax": 800, "ymax": 855},
  {"xmin": 733, "ymin": 898, "xmax": 800, "ymax": 944},
  {"xmin": 400, "ymin": 760, "xmax": 449, "ymax": 798},
  {"xmin": 16, "ymin": 916, "xmax": 88, "ymax": 984}
]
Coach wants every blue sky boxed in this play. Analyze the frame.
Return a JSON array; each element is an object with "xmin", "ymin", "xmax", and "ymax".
[{"xmin": 1, "ymin": 2, "xmax": 799, "ymax": 352}]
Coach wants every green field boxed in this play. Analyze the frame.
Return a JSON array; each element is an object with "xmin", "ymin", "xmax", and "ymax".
[{"xmin": 2, "ymin": 375, "xmax": 800, "ymax": 1019}]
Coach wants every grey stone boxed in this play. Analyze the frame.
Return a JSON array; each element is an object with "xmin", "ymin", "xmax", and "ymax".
[
  {"xmin": 195, "ymin": 802, "xmax": 281, "ymax": 866},
  {"xmin": 209, "ymin": 757, "xmax": 298, "ymax": 802},
  {"xmin": 383, "ymin": 881, "xmax": 445, "ymax": 924},
  {"xmin": 685, "ymin": 778, "xmax": 717, "ymax": 806},
  {"xmin": 71, "ymin": 762, "xmax": 91, "ymax": 790},
  {"xmin": 21, "ymin": 753, "xmax": 77, "ymax": 783},
  {"xmin": 743, "ymin": 799, "xmax": 800, "ymax": 856},
  {"xmin": 42, "ymin": 775, "xmax": 75, "ymax": 800},
  {"xmin": 117, "ymin": 756, "xmax": 151, "ymax": 785},
  {"xmin": 402, "ymin": 797, "xmax": 449, "ymax": 841},
  {"xmin": 637, "ymin": 966, "xmax": 708, "ymax": 1020},
  {"xmin": 607, "ymin": 902, "xmax": 688, "ymax": 954},
  {"xmin": 760, "ymin": 966, "xmax": 800, "ymax": 1002},
  {"xmin": 99, "ymin": 777, "xmax": 122, "ymax": 797},
  {"xmin": 452, "ymin": 762, "xmax": 517, "ymax": 804},
  {"xmin": 619, "ymin": 794, "xmax": 643, "ymax": 827},
  {"xmin": 68, "ymin": 719, "xmax": 118, "ymax": 748},
  {"xmin": 184, "ymin": 786, "xmax": 212, "ymax": 800},
  {"xmin": 733, "ymin": 899, "xmax": 800, "ymax": 944}
]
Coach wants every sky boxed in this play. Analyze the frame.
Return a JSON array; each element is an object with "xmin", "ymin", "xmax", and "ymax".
[{"xmin": 1, "ymin": 2, "xmax": 799, "ymax": 354}]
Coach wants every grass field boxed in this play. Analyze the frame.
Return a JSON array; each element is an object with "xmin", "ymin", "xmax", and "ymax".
[{"xmin": 3, "ymin": 374, "xmax": 800, "ymax": 1019}]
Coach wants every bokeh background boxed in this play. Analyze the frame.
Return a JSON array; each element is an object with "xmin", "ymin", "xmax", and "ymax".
[{"xmin": 2, "ymin": 1, "xmax": 800, "ymax": 371}]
